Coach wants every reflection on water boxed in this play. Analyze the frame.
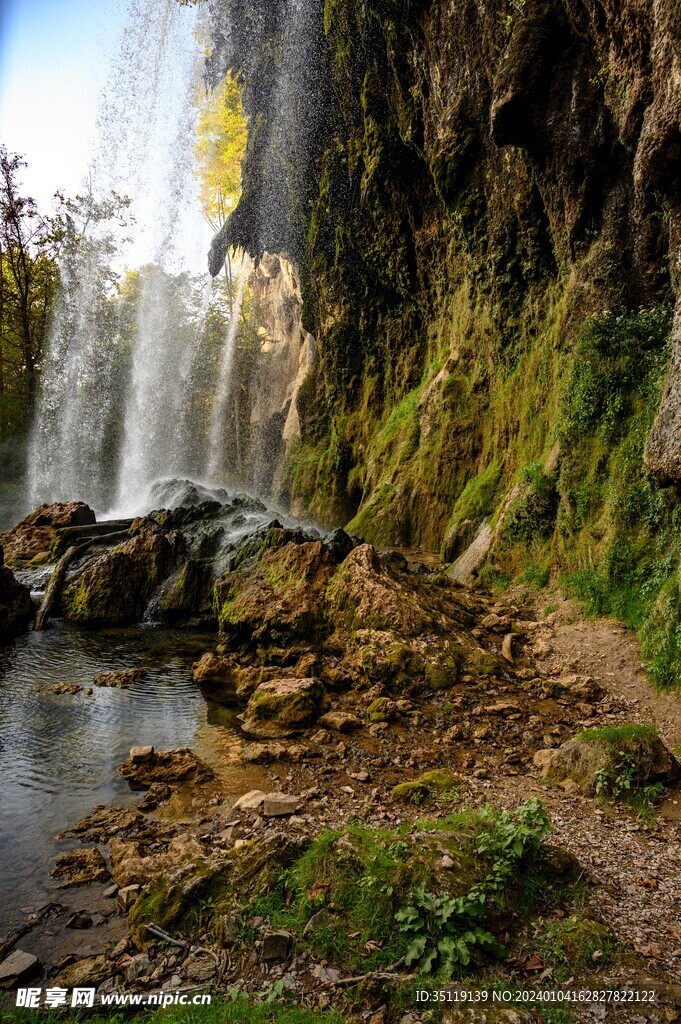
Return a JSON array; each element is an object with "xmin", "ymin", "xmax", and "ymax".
[{"xmin": 0, "ymin": 621, "xmax": 216, "ymax": 936}]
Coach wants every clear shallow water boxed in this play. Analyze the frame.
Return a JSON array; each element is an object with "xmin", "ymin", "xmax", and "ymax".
[{"xmin": 0, "ymin": 621, "xmax": 217, "ymax": 936}]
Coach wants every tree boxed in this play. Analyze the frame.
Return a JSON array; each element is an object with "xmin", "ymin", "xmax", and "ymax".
[
  {"xmin": 0, "ymin": 147, "xmax": 59, "ymax": 433},
  {"xmin": 193, "ymin": 73, "xmax": 248, "ymax": 231}
]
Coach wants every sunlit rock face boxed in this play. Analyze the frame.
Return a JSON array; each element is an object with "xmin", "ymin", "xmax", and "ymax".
[{"xmin": 243, "ymin": 253, "xmax": 316, "ymax": 503}]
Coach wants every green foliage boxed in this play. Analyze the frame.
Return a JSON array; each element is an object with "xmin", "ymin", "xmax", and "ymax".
[
  {"xmin": 248, "ymin": 800, "xmax": 552, "ymax": 980},
  {"xmin": 5, "ymin": 997, "xmax": 343, "ymax": 1024},
  {"xmin": 442, "ymin": 463, "xmax": 502, "ymax": 560},
  {"xmin": 396, "ymin": 799, "xmax": 550, "ymax": 975},
  {"xmin": 536, "ymin": 914, "xmax": 617, "ymax": 978},
  {"xmin": 556, "ymin": 304, "xmax": 681, "ymax": 687},
  {"xmin": 396, "ymin": 885, "xmax": 504, "ymax": 974},
  {"xmin": 504, "ymin": 463, "xmax": 559, "ymax": 543}
]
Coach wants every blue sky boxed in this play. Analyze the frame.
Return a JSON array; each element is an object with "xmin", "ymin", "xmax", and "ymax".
[{"xmin": 0, "ymin": 0, "xmax": 129, "ymax": 208}]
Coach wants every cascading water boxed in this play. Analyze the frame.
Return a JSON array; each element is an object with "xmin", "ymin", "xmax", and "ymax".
[
  {"xmin": 206, "ymin": 256, "xmax": 250, "ymax": 483},
  {"xmin": 26, "ymin": 0, "xmax": 240, "ymax": 517}
]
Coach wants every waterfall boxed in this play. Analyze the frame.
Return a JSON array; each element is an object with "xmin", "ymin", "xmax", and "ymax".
[
  {"xmin": 206, "ymin": 257, "xmax": 250, "ymax": 483},
  {"xmin": 26, "ymin": 0, "xmax": 219, "ymax": 517}
]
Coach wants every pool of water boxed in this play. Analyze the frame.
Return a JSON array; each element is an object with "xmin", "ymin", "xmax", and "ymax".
[{"xmin": 0, "ymin": 621, "xmax": 224, "ymax": 936}]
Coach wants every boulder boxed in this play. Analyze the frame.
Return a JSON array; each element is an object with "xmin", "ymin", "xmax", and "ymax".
[
  {"xmin": 233, "ymin": 790, "xmax": 266, "ymax": 811},
  {"xmin": 322, "ymin": 528, "xmax": 355, "ymax": 563},
  {"xmin": 544, "ymin": 725, "xmax": 680, "ymax": 796},
  {"xmin": 213, "ymin": 539, "xmax": 335, "ymax": 644},
  {"xmin": 327, "ymin": 544, "xmax": 439, "ymax": 635},
  {"xmin": 60, "ymin": 528, "xmax": 172, "ymax": 625},
  {"xmin": 51, "ymin": 848, "xmax": 109, "ymax": 888},
  {"xmin": 119, "ymin": 748, "xmax": 213, "ymax": 789},
  {"xmin": 241, "ymin": 677, "xmax": 328, "ymax": 738},
  {"xmin": 0, "ymin": 549, "xmax": 34, "ymax": 643},
  {"xmin": 192, "ymin": 652, "xmax": 241, "ymax": 702},
  {"xmin": 0, "ymin": 501, "xmax": 95, "ymax": 567}
]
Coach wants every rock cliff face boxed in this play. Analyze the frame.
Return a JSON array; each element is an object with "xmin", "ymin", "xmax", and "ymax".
[
  {"xmin": 239, "ymin": 254, "xmax": 316, "ymax": 506},
  {"xmin": 210, "ymin": 0, "xmax": 681, "ymax": 684}
]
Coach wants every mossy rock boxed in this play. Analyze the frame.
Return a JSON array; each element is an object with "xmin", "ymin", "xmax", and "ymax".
[
  {"xmin": 366, "ymin": 696, "xmax": 398, "ymax": 722},
  {"xmin": 544, "ymin": 724, "xmax": 680, "ymax": 797},
  {"xmin": 538, "ymin": 913, "xmax": 615, "ymax": 970},
  {"xmin": 425, "ymin": 652, "xmax": 461, "ymax": 690},
  {"xmin": 242, "ymin": 677, "xmax": 329, "ymax": 737},
  {"xmin": 156, "ymin": 559, "xmax": 210, "ymax": 621},
  {"xmin": 466, "ymin": 648, "xmax": 503, "ymax": 677},
  {"xmin": 213, "ymin": 540, "xmax": 335, "ymax": 644},
  {"xmin": 60, "ymin": 529, "xmax": 173, "ymax": 625},
  {"xmin": 392, "ymin": 769, "xmax": 459, "ymax": 803}
]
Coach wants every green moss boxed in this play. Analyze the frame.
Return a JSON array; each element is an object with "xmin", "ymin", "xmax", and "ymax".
[
  {"xmin": 247, "ymin": 801, "xmax": 556, "ymax": 976},
  {"xmin": 578, "ymin": 724, "xmax": 658, "ymax": 744},
  {"xmin": 442, "ymin": 463, "xmax": 502, "ymax": 561},
  {"xmin": 366, "ymin": 696, "xmax": 396, "ymax": 722},
  {"xmin": 392, "ymin": 769, "xmax": 459, "ymax": 804},
  {"xmin": 536, "ymin": 914, "xmax": 618, "ymax": 979}
]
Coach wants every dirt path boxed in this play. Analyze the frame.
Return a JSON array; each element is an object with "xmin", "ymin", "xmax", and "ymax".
[{"xmin": 547, "ymin": 601, "xmax": 681, "ymax": 750}]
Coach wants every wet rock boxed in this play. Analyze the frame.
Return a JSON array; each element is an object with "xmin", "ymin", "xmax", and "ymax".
[
  {"xmin": 242, "ymin": 677, "xmax": 328, "ymax": 738},
  {"xmin": 262, "ymin": 793, "xmax": 299, "ymax": 817},
  {"xmin": 66, "ymin": 911, "xmax": 93, "ymax": 929},
  {"xmin": 119, "ymin": 747, "xmax": 213, "ymax": 788},
  {"xmin": 130, "ymin": 744, "xmax": 154, "ymax": 763},
  {"xmin": 0, "ymin": 949, "xmax": 40, "ymax": 987},
  {"xmin": 93, "ymin": 668, "xmax": 147, "ymax": 688},
  {"xmin": 68, "ymin": 805, "xmax": 155, "ymax": 843},
  {"xmin": 1, "ymin": 501, "xmax": 95, "ymax": 567},
  {"xmin": 61, "ymin": 528, "xmax": 173, "ymax": 625},
  {"xmin": 378, "ymin": 549, "xmax": 409, "ymax": 572},
  {"xmin": 214, "ymin": 538, "xmax": 336, "ymax": 644},
  {"xmin": 261, "ymin": 929, "xmax": 292, "ymax": 961},
  {"xmin": 33, "ymin": 682, "xmax": 84, "ymax": 695},
  {"xmin": 318, "ymin": 710, "xmax": 362, "ymax": 733},
  {"xmin": 138, "ymin": 782, "xmax": 173, "ymax": 811},
  {"xmin": 51, "ymin": 848, "xmax": 109, "ymax": 888},
  {"xmin": 53, "ymin": 955, "xmax": 112, "ymax": 990},
  {"xmin": 322, "ymin": 527, "xmax": 355, "ymax": 563},
  {"xmin": 111, "ymin": 835, "xmax": 206, "ymax": 888},
  {"xmin": 192, "ymin": 652, "xmax": 240, "ymax": 702},
  {"xmin": 0, "ymin": 548, "xmax": 34, "ymax": 643},
  {"xmin": 242, "ymin": 742, "xmax": 289, "ymax": 764}
]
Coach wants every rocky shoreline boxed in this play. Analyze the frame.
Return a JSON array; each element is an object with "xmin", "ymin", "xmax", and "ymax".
[{"xmin": 1, "ymin": 496, "xmax": 681, "ymax": 1022}]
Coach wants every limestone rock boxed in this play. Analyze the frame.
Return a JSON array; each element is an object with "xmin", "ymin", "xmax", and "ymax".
[
  {"xmin": 1, "ymin": 501, "xmax": 95, "ymax": 567},
  {"xmin": 261, "ymin": 929, "xmax": 292, "ymax": 961},
  {"xmin": 214, "ymin": 538, "xmax": 335, "ymax": 644},
  {"xmin": 93, "ymin": 668, "xmax": 146, "ymax": 688},
  {"xmin": 0, "ymin": 949, "xmax": 40, "ymax": 987},
  {"xmin": 61, "ymin": 528, "xmax": 173, "ymax": 625},
  {"xmin": 318, "ymin": 710, "xmax": 362, "ymax": 733},
  {"xmin": 262, "ymin": 793, "xmax": 299, "ymax": 817},
  {"xmin": 53, "ymin": 955, "xmax": 112, "ymax": 990},
  {"xmin": 111, "ymin": 835, "xmax": 206, "ymax": 888},
  {"xmin": 242, "ymin": 676, "xmax": 328, "ymax": 738},
  {"xmin": 545, "ymin": 726, "xmax": 680, "ymax": 796},
  {"xmin": 119, "ymin": 748, "xmax": 213, "ymax": 789},
  {"xmin": 233, "ymin": 789, "xmax": 266, "ymax": 811},
  {"xmin": 51, "ymin": 847, "xmax": 109, "ymax": 888}
]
